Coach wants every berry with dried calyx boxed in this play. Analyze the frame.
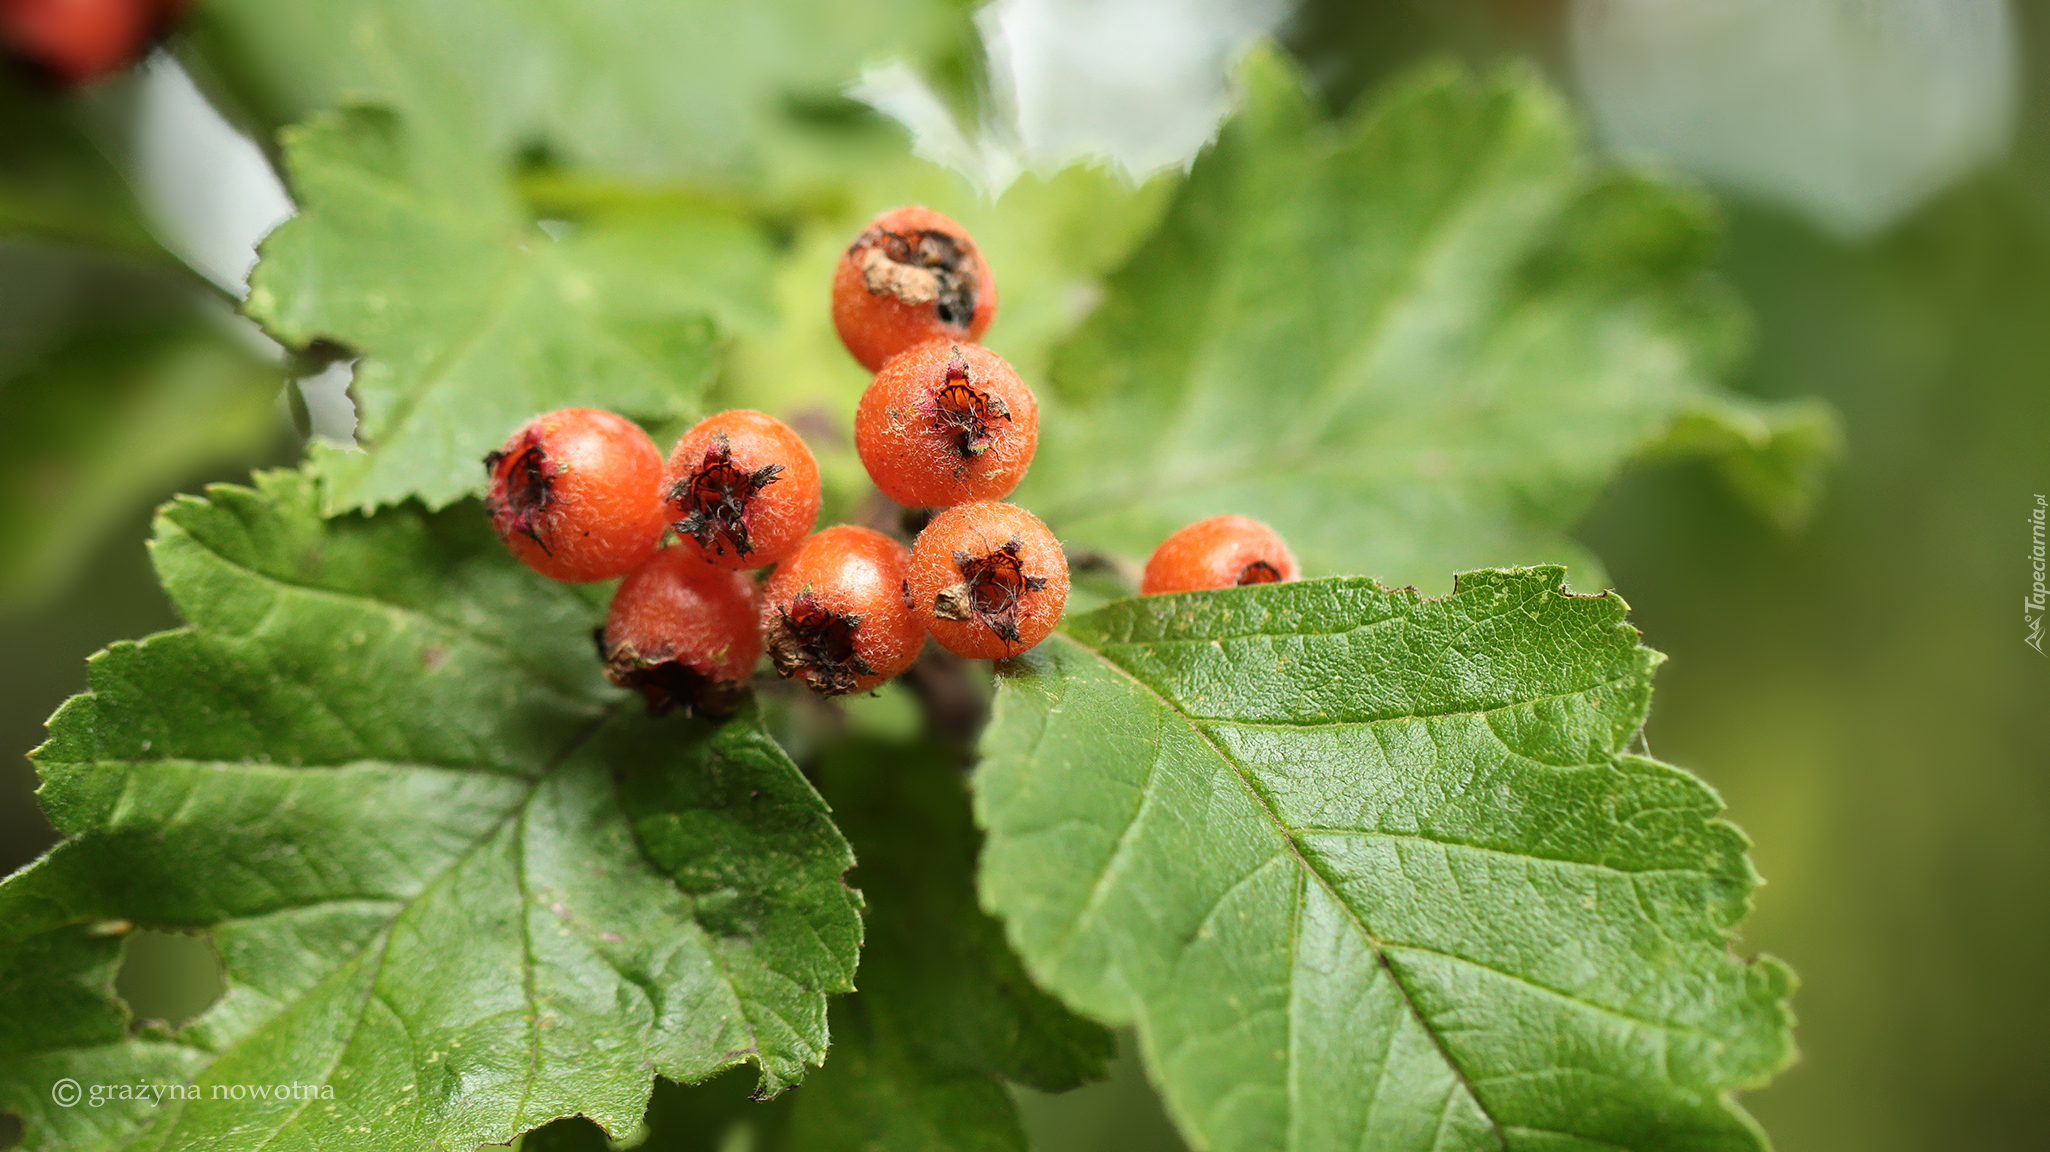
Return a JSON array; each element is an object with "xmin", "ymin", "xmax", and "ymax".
[
  {"xmin": 599, "ymin": 547, "xmax": 761, "ymax": 717},
  {"xmin": 484, "ymin": 407, "xmax": 667, "ymax": 583},
  {"xmin": 761, "ymin": 525, "xmax": 923, "ymax": 697},
  {"xmin": 1140, "ymin": 514, "xmax": 1299, "ymax": 595},
  {"xmin": 907, "ymin": 501, "xmax": 1067, "ymax": 659},
  {"xmin": 664, "ymin": 409, "xmax": 820, "ymax": 570},
  {"xmin": 832, "ymin": 205, "xmax": 997, "ymax": 371},
  {"xmin": 855, "ymin": 341, "xmax": 1038, "ymax": 508}
]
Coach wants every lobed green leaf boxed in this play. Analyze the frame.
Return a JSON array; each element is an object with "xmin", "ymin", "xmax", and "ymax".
[
  {"xmin": 245, "ymin": 108, "xmax": 775, "ymax": 515},
  {"xmin": 976, "ymin": 566, "xmax": 1796, "ymax": 1152},
  {"xmin": 185, "ymin": 0, "xmax": 971, "ymax": 185},
  {"xmin": 0, "ymin": 470, "xmax": 861, "ymax": 1151},
  {"xmin": 1019, "ymin": 51, "xmax": 1835, "ymax": 593}
]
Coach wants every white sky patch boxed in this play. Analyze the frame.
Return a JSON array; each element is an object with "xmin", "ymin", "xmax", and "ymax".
[
  {"xmin": 1570, "ymin": 0, "xmax": 2017, "ymax": 239},
  {"xmin": 852, "ymin": 0, "xmax": 1290, "ymax": 195},
  {"xmin": 132, "ymin": 51, "xmax": 296, "ymax": 296},
  {"xmin": 296, "ymin": 358, "xmax": 360, "ymax": 446}
]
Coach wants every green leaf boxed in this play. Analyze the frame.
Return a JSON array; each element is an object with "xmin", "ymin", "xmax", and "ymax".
[
  {"xmin": 245, "ymin": 107, "xmax": 775, "ymax": 515},
  {"xmin": 817, "ymin": 738, "xmax": 1112, "ymax": 1095},
  {"xmin": 0, "ymin": 469, "xmax": 860, "ymax": 1151},
  {"xmin": 490, "ymin": 738, "xmax": 1117, "ymax": 1152},
  {"xmin": 185, "ymin": 0, "xmax": 970, "ymax": 183},
  {"xmin": 770, "ymin": 738, "xmax": 1111, "ymax": 1151},
  {"xmin": 1640, "ymin": 395, "xmax": 1841, "ymax": 531},
  {"xmin": 0, "ymin": 243, "xmax": 283, "ymax": 605},
  {"xmin": 975, "ymin": 567, "xmax": 1795, "ymax": 1152},
  {"xmin": 1018, "ymin": 52, "xmax": 1834, "ymax": 593}
]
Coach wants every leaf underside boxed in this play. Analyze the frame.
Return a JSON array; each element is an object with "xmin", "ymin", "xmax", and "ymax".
[{"xmin": 975, "ymin": 567, "xmax": 1796, "ymax": 1152}]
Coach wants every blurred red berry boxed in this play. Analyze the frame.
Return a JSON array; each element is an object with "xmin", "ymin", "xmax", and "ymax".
[{"xmin": 1, "ymin": 0, "xmax": 181, "ymax": 86}]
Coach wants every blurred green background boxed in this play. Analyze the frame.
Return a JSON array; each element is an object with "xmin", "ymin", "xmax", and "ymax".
[{"xmin": 4, "ymin": 2, "xmax": 2046, "ymax": 1150}]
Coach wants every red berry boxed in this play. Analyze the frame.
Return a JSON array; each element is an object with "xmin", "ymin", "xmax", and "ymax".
[
  {"xmin": 907, "ymin": 502, "xmax": 1067, "ymax": 659},
  {"xmin": 1140, "ymin": 515, "xmax": 1299, "ymax": 595},
  {"xmin": 663, "ymin": 409, "xmax": 821, "ymax": 570},
  {"xmin": 1, "ymin": 0, "xmax": 178, "ymax": 86},
  {"xmin": 599, "ymin": 546, "xmax": 762, "ymax": 716},
  {"xmin": 832, "ymin": 205, "xmax": 997, "ymax": 372},
  {"xmin": 484, "ymin": 408, "xmax": 667, "ymax": 583},
  {"xmin": 855, "ymin": 341, "xmax": 1038, "ymax": 508},
  {"xmin": 760, "ymin": 526, "xmax": 923, "ymax": 697}
]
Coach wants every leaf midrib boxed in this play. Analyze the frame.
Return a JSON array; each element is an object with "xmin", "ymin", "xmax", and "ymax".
[
  {"xmin": 1059, "ymin": 621, "xmax": 1739, "ymax": 1147},
  {"xmin": 85, "ymin": 695, "xmax": 772, "ymax": 1146},
  {"xmin": 138, "ymin": 500, "xmax": 788, "ymax": 1134},
  {"xmin": 1055, "ymin": 629, "xmax": 1511, "ymax": 1151},
  {"xmin": 127, "ymin": 707, "xmax": 607, "ymax": 1151}
]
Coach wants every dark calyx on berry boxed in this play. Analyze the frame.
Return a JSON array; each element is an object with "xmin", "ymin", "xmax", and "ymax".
[
  {"xmin": 1238, "ymin": 559, "xmax": 1284, "ymax": 585},
  {"xmin": 671, "ymin": 432, "xmax": 782, "ymax": 557},
  {"xmin": 932, "ymin": 537, "xmax": 1045, "ymax": 644},
  {"xmin": 594, "ymin": 628, "xmax": 746, "ymax": 718},
  {"xmin": 854, "ymin": 227, "xmax": 977, "ymax": 328},
  {"xmin": 483, "ymin": 442, "xmax": 556, "ymax": 554},
  {"xmin": 765, "ymin": 591, "xmax": 873, "ymax": 697},
  {"xmin": 930, "ymin": 354, "xmax": 1010, "ymax": 458}
]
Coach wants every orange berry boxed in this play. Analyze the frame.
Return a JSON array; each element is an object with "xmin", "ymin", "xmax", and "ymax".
[
  {"xmin": 600, "ymin": 547, "xmax": 762, "ymax": 716},
  {"xmin": 761, "ymin": 526, "xmax": 924, "ymax": 697},
  {"xmin": 663, "ymin": 409, "xmax": 821, "ymax": 570},
  {"xmin": 831, "ymin": 205, "xmax": 997, "ymax": 371},
  {"xmin": 1140, "ymin": 515, "xmax": 1299, "ymax": 595},
  {"xmin": 855, "ymin": 341, "xmax": 1038, "ymax": 508},
  {"xmin": 907, "ymin": 502, "xmax": 1067, "ymax": 659},
  {"xmin": 484, "ymin": 407, "xmax": 667, "ymax": 583}
]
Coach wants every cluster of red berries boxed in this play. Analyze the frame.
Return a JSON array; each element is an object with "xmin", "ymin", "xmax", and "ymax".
[
  {"xmin": 1, "ymin": 0, "xmax": 183, "ymax": 86},
  {"xmin": 482, "ymin": 206, "xmax": 1296, "ymax": 715}
]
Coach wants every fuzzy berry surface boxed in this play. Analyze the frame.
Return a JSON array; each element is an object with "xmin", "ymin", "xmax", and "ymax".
[
  {"xmin": 663, "ymin": 408, "xmax": 820, "ymax": 570},
  {"xmin": 856, "ymin": 341, "xmax": 1038, "ymax": 508},
  {"xmin": 760, "ymin": 525, "xmax": 922, "ymax": 697},
  {"xmin": 484, "ymin": 407, "xmax": 667, "ymax": 583},
  {"xmin": 907, "ymin": 501, "xmax": 1067, "ymax": 659},
  {"xmin": 1140, "ymin": 514, "xmax": 1300, "ymax": 595},
  {"xmin": 599, "ymin": 546, "xmax": 762, "ymax": 717},
  {"xmin": 831, "ymin": 205, "xmax": 997, "ymax": 371}
]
